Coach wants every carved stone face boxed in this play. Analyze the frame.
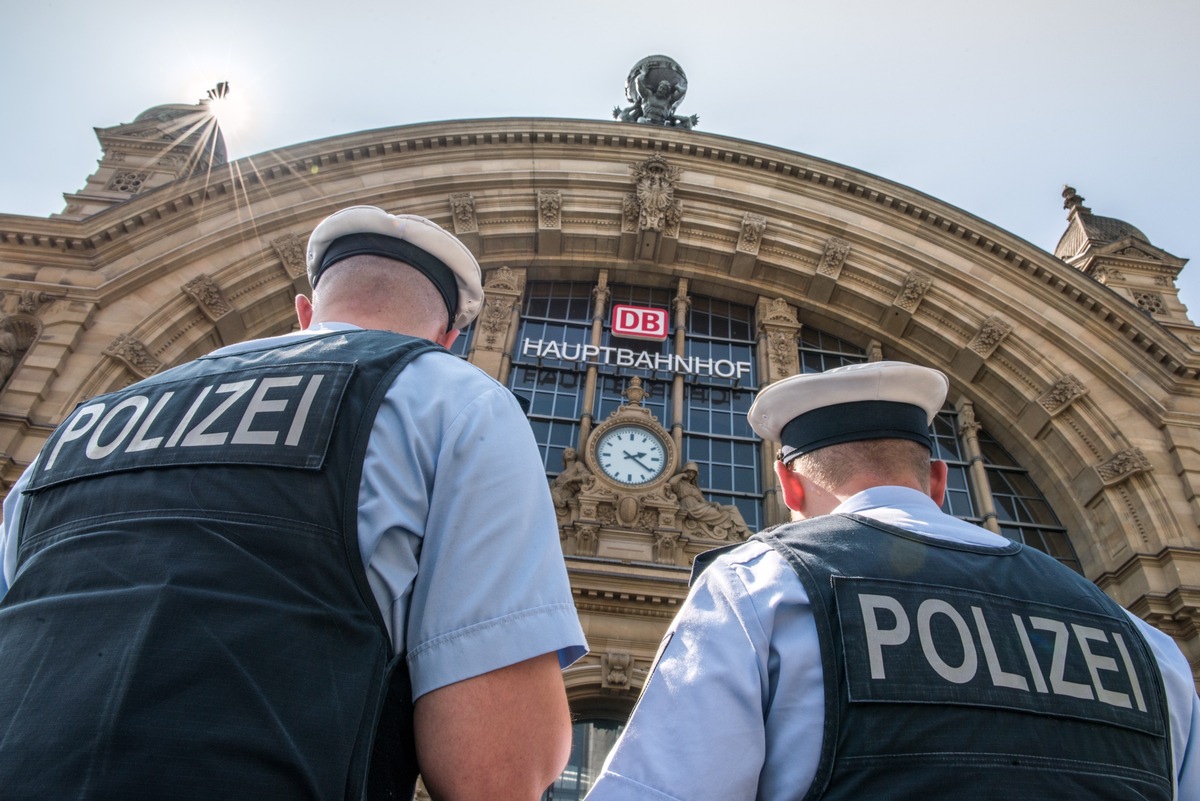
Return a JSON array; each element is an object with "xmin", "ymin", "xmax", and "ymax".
[{"xmin": 655, "ymin": 81, "xmax": 672, "ymax": 98}]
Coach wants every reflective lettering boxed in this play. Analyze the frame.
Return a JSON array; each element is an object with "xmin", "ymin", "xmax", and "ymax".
[
  {"xmin": 918, "ymin": 599, "xmax": 977, "ymax": 684},
  {"xmin": 125, "ymin": 392, "xmax": 176, "ymax": 452},
  {"xmin": 181, "ymin": 380, "xmax": 254, "ymax": 447},
  {"xmin": 86, "ymin": 396, "xmax": 150, "ymax": 459},
  {"xmin": 43, "ymin": 403, "xmax": 106, "ymax": 470},
  {"xmin": 285, "ymin": 375, "xmax": 323, "ymax": 446},
  {"xmin": 232, "ymin": 376, "xmax": 303, "ymax": 446},
  {"xmin": 166, "ymin": 386, "xmax": 213, "ymax": 447},
  {"xmin": 1074, "ymin": 624, "xmax": 1131, "ymax": 709},
  {"xmin": 1030, "ymin": 617, "xmax": 1094, "ymax": 700},
  {"xmin": 859, "ymin": 593, "xmax": 911, "ymax": 679},
  {"xmin": 1113, "ymin": 632, "xmax": 1148, "ymax": 713},
  {"xmin": 973, "ymin": 606, "xmax": 1029, "ymax": 691},
  {"xmin": 1012, "ymin": 613, "xmax": 1049, "ymax": 693}
]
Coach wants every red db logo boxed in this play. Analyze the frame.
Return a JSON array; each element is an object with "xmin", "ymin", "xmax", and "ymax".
[{"xmin": 612, "ymin": 304, "xmax": 669, "ymax": 341}]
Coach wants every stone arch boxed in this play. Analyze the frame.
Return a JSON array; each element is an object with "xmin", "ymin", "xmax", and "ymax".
[{"xmin": 1, "ymin": 117, "xmax": 1197, "ymax": 671}]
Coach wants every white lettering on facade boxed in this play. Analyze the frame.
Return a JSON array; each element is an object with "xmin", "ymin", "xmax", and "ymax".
[{"xmin": 521, "ymin": 338, "xmax": 752, "ymax": 380}]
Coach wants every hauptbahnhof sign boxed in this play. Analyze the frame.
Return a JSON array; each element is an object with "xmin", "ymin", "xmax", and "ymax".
[{"xmin": 520, "ymin": 338, "xmax": 752, "ymax": 380}]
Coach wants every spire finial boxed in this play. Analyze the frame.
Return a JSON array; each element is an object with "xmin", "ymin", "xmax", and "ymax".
[{"xmin": 1062, "ymin": 185, "xmax": 1090, "ymax": 216}]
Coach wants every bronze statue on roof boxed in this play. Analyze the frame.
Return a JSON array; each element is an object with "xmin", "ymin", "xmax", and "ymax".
[{"xmin": 613, "ymin": 55, "xmax": 698, "ymax": 130}]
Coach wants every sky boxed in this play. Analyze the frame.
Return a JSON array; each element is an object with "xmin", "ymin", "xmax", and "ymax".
[{"xmin": 5, "ymin": 0, "xmax": 1198, "ymax": 314}]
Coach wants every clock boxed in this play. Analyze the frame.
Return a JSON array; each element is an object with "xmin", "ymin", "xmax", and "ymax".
[{"xmin": 593, "ymin": 423, "xmax": 670, "ymax": 487}]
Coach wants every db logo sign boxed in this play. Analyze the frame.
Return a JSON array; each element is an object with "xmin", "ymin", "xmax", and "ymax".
[{"xmin": 612, "ymin": 304, "xmax": 669, "ymax": 341}]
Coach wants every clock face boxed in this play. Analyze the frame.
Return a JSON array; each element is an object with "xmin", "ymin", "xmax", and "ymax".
[{"xmin": 595, "ymin": 424, "xmax": 669, "ymax": 486}]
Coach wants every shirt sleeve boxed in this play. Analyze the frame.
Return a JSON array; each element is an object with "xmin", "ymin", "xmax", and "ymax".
[
  {"xmin": 588, "ymin": 544, "xmax": 785, "ymax": 801},
  {"xmin": 1126, "ymin": 612, "xmax": 1200, "ymax": 796},
  {"xmin": 359, "ymin": 351, "xmax": 586, "ymax": 700},
  {"xmin": 0, "ymin": 466, "xmax": 32, "ymax": 599}
]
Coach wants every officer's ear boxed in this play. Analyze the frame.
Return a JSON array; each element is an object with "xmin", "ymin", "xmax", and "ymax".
[
  {"xmin": 928, "ymin": 459, "xmax": 948, "ymax": 507},
  {"xmin": 774, "ymin": 458, "xmax": 806, "ymax": 513},
  {"xmin": 435, "ymin": 328, "xmax": 460, "ymax": 350},
  {"xmin": 295, "ymin": 294, "xmax": 315, "ymax": 330}
]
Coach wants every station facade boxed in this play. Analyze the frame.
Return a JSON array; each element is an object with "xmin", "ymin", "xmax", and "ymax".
[{"xmin": 1, "ymin": 95, "xmax": 1199, "ymax": 796}]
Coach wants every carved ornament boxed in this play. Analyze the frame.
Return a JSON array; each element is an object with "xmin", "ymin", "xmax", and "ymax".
[
  {"xmin": 1133, "ymin": 292, "xmax": 1167, "ymax": 315},
  {"xmin": 968, "ymin": 316, "xmax": 1012, "ymax": 356},
  {"xmin": 477, "ymin": 296, "xmax": 516, "ymax": 348},
  {"xmin": 1096, "ymin": 448, "xmax": 1153, "ymax": 485},
  {"xmin": 574, "ymin": 523, "xmax": 600, "ymax": 557},
  {"xmin": 817, "ymin": 237, "xmax": 850, "ymax": 277},
  {"xmin": 895, "ymin": 271, "xmax": 932, "ymax": 311},
  {"xmin": 271, "ymin": 233, "xmax": 308, "ymax": 279},
  {"xmin": 760, "ymin": 298, "xmax": 797, "ymax": 326},
  {"xmin": 16, "ymin": 291, "xmax": 59, "ymax": 315},
  {"xmin": 449, "ymin": 193, "xmax": 478, "ymax": 234},
  {"xmin": 104, "ymin": 333, "xmax": 161, "ymax": 378},
  {"xmin": 183, "ymin": 274, "xmax": 231, "ymax": 318},
  {"xmin": 630, "ymin": 154, "xmax": 682, "ymax": 232},
  {"xmin": 737, "ymin": 213, "xmax": 767, "ymax": 254},
  {"xmin": 601, "ymin": 653, "xmax": 634, "ymax": 690},
  {"xmin": 1039, "ymin": 375, "xmax": 1087, "ymax": 414},
  {"xmin": 484, "ymin": 265, "xmax": 520, "ymax": 293},
  {"xmin": 767, "ymin": 329, "xmax": 798, "ymax": 378},
  {"xmin": 537, "ymin": 190, "xmax": 562, "ymax": 229}
]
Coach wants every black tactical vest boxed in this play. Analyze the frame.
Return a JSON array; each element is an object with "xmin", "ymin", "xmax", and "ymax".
[
  {"xmin": 0, "ymin": 329, "xmax": 439, "ymax": 801},
  {"xmin": 698, "ymin": 513, "xmax": 1174, "ymax": 800}
]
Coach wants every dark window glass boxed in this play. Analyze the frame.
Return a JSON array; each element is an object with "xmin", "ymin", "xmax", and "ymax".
[
  {"xmin": 593, "ymin": 375, "xmax": 669, "ymax": 427},
  {"xmin": 510, "ymin": 283, "xmax": 592, "ymax": 475},
  {"xmin": 448, "ymin": 323, "xmax": 473, "ymax": 358},
  {"xmin": 542, "ymin": 719, "xmax": 624, "ymax": 800},
  {"xmin": 683, "ymin": 297, "xmax": 761, "ymax": 530}
]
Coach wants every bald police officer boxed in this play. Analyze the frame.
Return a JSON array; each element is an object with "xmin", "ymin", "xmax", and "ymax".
[
  {"xmin": 587, "ymin": 360, "xmax": 1198, "ymax": 800},
  {"xmin": 0, "ymin": 206, "xmax": 587, "ymax": 801}
]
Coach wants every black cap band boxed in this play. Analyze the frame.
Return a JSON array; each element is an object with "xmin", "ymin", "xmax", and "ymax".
[
  {"xmin": 779, "ymin": 400, "xmax": 931, "ymax": 462},
  {"xmin": 315, "ymin": 233, "xmax": 459, "ymax": 330}
]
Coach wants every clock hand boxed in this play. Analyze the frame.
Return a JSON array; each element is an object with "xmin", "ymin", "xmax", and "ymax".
[{"xmin": 622, "ymin": 450, "xmax": 655, "ymax": 473}]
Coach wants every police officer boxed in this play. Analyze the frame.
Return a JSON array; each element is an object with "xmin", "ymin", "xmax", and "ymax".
[
  {"xmin": 586, "ymin": 360, "xmax": 1198, "ymax": 800},
  {"xmin": 0, "ymin": 206, "xmax": 587, "ymax": 800}
]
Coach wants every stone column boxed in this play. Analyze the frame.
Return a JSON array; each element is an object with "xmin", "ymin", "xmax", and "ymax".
[
  {"xmin": 756, "ymin": 297, "xmax": 801, "ymax": 527},
  {"xmin": 956, "ymin": 398, "xmax": 1001, "ymax": 534},
  {"xmin": 671, "ymin": 280, "xmax": 690, "ymax": 457},
  {"xmin": 579, "ymin": 273, "xmax": 610, "ymax": 450}
]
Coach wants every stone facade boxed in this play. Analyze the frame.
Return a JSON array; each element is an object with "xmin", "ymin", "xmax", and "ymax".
[{"xmin": 2, "ymin": 109, "xmax": 1199, "ymax": 722}]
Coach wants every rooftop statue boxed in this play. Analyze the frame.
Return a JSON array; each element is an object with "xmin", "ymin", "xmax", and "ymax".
[{"xmin": 613, "ymin": 55, "xmax": 698, "ymax": 130}]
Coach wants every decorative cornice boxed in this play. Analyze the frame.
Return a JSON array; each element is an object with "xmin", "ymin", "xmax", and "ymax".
[{"xmin": 0, "ymin": 120, "xmax": 1194, "ymax": 378}]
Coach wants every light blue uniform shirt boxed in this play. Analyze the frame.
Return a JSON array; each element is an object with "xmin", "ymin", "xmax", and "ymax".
[
  {"xmin": 586, "ymin": 486, "xmax": 1199, "ymax": 800},
  {"xmin": 1, "ymin": 323, "xmax": 587, "ymax": 700}
]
